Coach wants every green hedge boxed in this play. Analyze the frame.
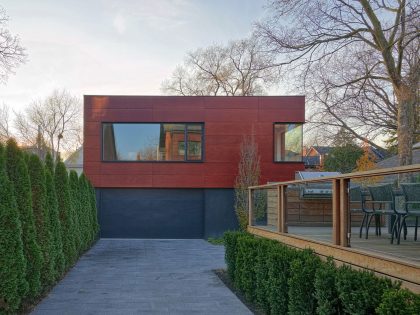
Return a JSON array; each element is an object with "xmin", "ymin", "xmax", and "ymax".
[
  {"xmin": 6, "ymin": 139, "xmax": 42, "ymax": 300},
  {"xmin": 224, "ymin": 232, "xmax": 419, "ymax": 315},
  {"xmin": 0, "ymin": 141, "xmax": 99, "ymax": 313},
  {"xmin": 0, "ymin": 143, "xmax": 28, "ymax": 312}
]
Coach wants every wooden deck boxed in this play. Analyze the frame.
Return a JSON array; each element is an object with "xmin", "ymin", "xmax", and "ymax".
[
  {"xmin": 255, "ymin": 225, "xmax": 420, "ymax": 265},
  {"xmin": 249, "ymin": 226, "xmax": 420, "ymax": 293},
  {"xmin": 249, "ymin": 165, "xmax": 420, "ymax": 293}
]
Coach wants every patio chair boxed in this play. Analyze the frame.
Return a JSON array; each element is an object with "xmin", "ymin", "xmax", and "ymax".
[
  {"xmin": 367, "ymin": 184, "xmax": 403, "ymax": 243},
  {"xmin": 398, "ymin": 183, "xmax": 420, "ymax": 244},
  {"xmin": 349, "ymin": 186, "xmax": 375, "ymax": 238}
]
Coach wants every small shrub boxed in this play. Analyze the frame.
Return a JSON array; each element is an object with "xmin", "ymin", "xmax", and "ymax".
[
  {"xmin": 254, "ymin": 238, "xmax": 273, "ymax": 313},
  {"xmin": 336, "ymin": 265, "xmax": 398, "ymax": 315},
  {"xmin": 266, "ymin": 243, "xmax": 290, "ymax": 315},
  {"xmin": 0, "ymin": 143, "xmax": 28, "ymax": 312},
  {"xmin": 314, "ymin": 257, "xmax": 342, "ymax": 315},
  {"xmin": 234, "ymin": 235, "xmax": 258, "ymax": 302},
  {"xmin": 376, "ymin": 288, "xmax": 420, "ymax": 315},
  {"xmin": 288, "ymin": 249, "xmax": 321, "ymax": 315},
  {"xmin": 6, "ymin": 139, "xmax": 43, "ymax": 299},
  {"xmin": 224, "ymin": 231, "xmax": 243, "ymax": 282}
]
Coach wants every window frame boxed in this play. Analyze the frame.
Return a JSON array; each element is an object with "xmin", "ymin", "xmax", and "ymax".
[
  {"xmin": 273, "ymin": 122, "xmax": 304, "ymax": 163},
  {"xmin": 101, "ymin": 122, "xmax": 205, "ymax": 163}
]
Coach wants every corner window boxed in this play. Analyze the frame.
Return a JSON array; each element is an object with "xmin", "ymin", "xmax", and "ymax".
[
  {"xmin": 102, "ymin": 123, "xmax": 204, "ymax": 162},
  {"xmin": 274, "ymin": 123, "xmax": 303, "ymax": 162}
]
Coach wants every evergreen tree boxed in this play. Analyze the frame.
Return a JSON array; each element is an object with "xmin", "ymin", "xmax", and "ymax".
[
  {"xmin": 68, "ymin": 170, "xmax": 82, "ymax": 253},
  {"xmin": 45, "ymin": 166, "xmax": 65, "ymax": 279},
  {"xmin": 323, "ymin": 144, "xmax": 364, "ymax": 173},
  {"xmin": 79, "ymin": 174, "xmax": 93, "ymax": 247},
  {"xmin": 45, "ymin": 152, "xmax": 54, "ymax": 175},
  {"xmin": 28, "ymin": 154, "xmax": 54, "ymax": 286},
  {"xmin": 88, "ymin": 180, "xmax": 99, "ymax": 240},
  {"xmin": 54, "ymin": 160, "xmax": 77, "ymax": 268},
  {"xmin": 0, "ymin": 143, "xmax": 28, "ymax": 312},
  {"xmin": 6, "ymin": 139, "xmax": 42, "ymax": 299}
]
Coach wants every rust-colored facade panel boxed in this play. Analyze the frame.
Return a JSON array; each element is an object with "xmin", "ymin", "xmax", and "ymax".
[{"xmin": 84, "ymin": 95, "xmax": 305, "ymax": 188}]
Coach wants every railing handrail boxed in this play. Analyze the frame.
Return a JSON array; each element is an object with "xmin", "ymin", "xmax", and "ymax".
[{"xmin": 248, "ymin": 164, "xmax": 420, "ymax": 189}]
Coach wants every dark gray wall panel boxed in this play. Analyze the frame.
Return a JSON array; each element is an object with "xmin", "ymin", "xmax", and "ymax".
[
  {"xmin": 97, "ymin": 188, "xmax": 238, "ymax": 239},
  {"xmin": 204, "ymin": 189, "xmax": 238, "ymax": 238},
  {"xmin": 99, "ymin": 189, "xmax": 204, "ymax": 238}
]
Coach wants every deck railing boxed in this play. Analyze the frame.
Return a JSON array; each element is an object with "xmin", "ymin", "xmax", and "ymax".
[{"xmin": 248, "ymin": 164, "xmax": 420, "ymax": 291}]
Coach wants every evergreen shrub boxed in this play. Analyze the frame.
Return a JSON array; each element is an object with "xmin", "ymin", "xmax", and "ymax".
[
  {"xmin": 6, "ymin": 139, "xmax": 42, "ymax": 299},
  {"xmin": 0, "ymin": 143, "xmax": 27, "ymax": 312},
  {"xmin": 28, "ymin": 154, "xmax": 54, "ymax": 286},
  {"xmin": 45, "ymin": 166, "xmax": 64, "ymax": 279},
  {"xmin": 55, "ymin": 160, "xmax": 77, "ymax": 268}
]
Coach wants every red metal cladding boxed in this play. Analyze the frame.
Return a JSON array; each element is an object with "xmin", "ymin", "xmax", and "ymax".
[{"xmin": 84, "ymin": 96, "xmax": 305, "ymax": 188}]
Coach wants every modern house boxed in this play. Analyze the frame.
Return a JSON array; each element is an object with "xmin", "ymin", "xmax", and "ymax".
[{"xmin": 84, "ymin": 95, "xmax": 305, "ymax": 238}]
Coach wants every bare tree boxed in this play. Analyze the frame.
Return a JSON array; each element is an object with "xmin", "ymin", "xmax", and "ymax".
[
  {"xmin": 162, "ymin": 37, "xmax": 278, "ymax": 96},
  {"xmin": 0, "ymin": 103, "xmax": 12, "ymax": 142},
  {"xmin": 15, "ymin": 89, "xmax": 82, "ymax": 160},
  {"xmin": 256, "ymin": 0, "xmax": 420, "ymax": 166},
  {"xmin": 234, "ymin": 136, "xmax": 261, "ymax": 231},
  {"xmin": 0, "ymin": 6, "xmax": 26, "ymax": 83}
]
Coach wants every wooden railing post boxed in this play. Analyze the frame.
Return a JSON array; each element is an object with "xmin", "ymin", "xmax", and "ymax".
[
  {"xmin": 340, "ymin": 179, "xmax": 350, "ymax": 247},
  {"xmin": 332, "ymin": 179, "xmax": 341, "ymax": 245},
  {"xmin": 248, "ymin": 188, "xmax": 254, "ymax": 228}
]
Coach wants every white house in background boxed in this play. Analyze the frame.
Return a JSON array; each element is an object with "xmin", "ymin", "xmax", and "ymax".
[{"xmin": 64, "ymin": 147, "xmax": 83, "ymax": 175}]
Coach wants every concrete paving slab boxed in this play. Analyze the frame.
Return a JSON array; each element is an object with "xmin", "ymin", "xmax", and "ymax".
[{"xmin": 31, "ymin": 239, "xmax": 251, "ymax": 315}]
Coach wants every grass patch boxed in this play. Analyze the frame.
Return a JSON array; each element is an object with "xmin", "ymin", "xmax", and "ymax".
[{"xmin": 207, "ymin": 237, "xmax": 224, "ymax": 245}]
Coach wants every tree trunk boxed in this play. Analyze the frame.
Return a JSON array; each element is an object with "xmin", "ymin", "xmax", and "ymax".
[{"xmin": 395, "ymin": 84, "xmax": 415, "ymax": 167}]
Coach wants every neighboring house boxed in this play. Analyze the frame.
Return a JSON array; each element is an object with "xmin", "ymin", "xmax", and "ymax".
[
  {"xmin": 84, "ymin": 95, "xmax": 305, "ymax": 239},
  {"xmin": 64, "ymin": 147, "xmax": 83, "ymax": 175},
  {"xmin": 377, "ymin": 142, "xmax": 420, "ymax": 169},
  {"xmin": 303, "ymin": 145, "xmax": 388, "ymax": 170},
  {"xmin": 304, "ymin": 146, "xmax": 333, "ymax": 169}
]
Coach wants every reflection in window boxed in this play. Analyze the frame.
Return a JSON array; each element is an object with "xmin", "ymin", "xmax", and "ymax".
[
  {"xmin": 274, "ymin": 123, "xmax": 303, "ymax": 162},
  {"xmin": 102, "ymin": 123, "xmax": 203, "ymax": 162},
  {"xmin": 187, "ymin": 124, "xmax": 202, "ymax": 160}
]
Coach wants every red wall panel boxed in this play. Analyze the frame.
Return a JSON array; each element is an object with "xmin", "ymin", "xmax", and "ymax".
[{"xmin": 84, "ymin": 95, "xmax": 305, "ymax": 188}]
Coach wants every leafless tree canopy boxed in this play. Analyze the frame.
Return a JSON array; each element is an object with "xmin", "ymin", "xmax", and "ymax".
[
  {"xmin": 256, "ymin": 0, "xmax": 420, "ymax": 165},
  {"xmin": 0, "ymin": 6, "xmax": 26, "ymax": 83},
  {"xmin": 0, "ymin": 103, "xmax": 11, "ymax": 142},
  {"xmin": 162, "ymin": 37, "xmax": 278, "ymax": 96},
  {"xmin": 15, "ymin": 89, "xmax": 82, "ymax": 160}
]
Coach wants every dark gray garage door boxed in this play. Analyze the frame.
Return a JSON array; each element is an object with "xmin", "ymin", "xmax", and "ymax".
[{"xmin": 99, "ymin": 189, "xmax": 204, "ymax": 238}]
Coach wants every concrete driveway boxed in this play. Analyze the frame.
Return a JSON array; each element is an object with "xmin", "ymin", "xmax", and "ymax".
[{"xmin": 32, "ymin": 239, "xmax": 252, "ymax": 315}]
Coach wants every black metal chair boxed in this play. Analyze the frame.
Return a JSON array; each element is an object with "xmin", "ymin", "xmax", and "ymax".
[
  {"xmin": 398, "ymin": 183, "xmax": 420, "ymax": 244},
  {"xmin": 367, "ymin": 184, "xmax": 403, "ymax": 243},
  {"xmin": 349, "ymin": 186, "xmax": 374, "ymax": 238}
]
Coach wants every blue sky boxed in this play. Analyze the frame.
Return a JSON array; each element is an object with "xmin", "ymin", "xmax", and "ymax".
[{"xmin": 0, "ymin": 0, "xmax": 267, "ymax": 111}]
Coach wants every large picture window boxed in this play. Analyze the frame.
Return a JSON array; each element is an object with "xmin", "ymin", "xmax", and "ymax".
[
  {"xmin": 274, "ymin": 123, "xmax": 303, "ymax": 162},
  {"xmin": 102, "ymin": 123, "xmax": 204, "ymax": 162}
]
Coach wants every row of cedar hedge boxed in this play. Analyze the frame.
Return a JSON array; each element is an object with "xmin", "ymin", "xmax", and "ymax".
[
  {"xmin": 0, "ymin": 139, "xmax": 99, "ymax": 314},
  {"xmin": 224, "ymin": 232, "xmax": 420, "ymax": 315}
]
